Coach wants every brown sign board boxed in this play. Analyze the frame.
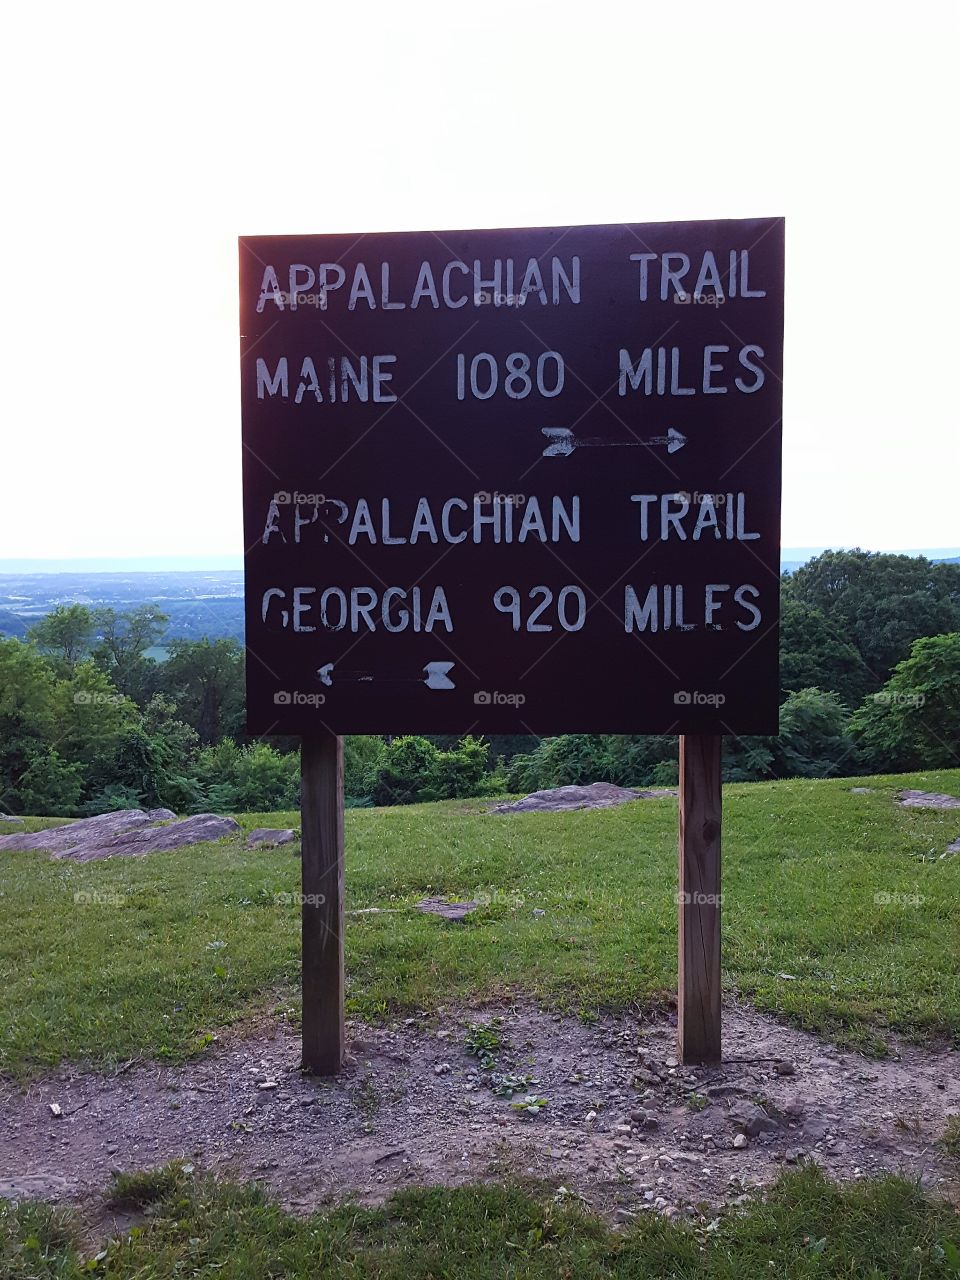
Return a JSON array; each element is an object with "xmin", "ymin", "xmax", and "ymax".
[{"xmin": 239, "ymin": 218, "xmax": 783, "ymax": 737}]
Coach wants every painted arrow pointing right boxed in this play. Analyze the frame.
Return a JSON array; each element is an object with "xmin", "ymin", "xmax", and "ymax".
[{"xmin": 541, "ymin": 426, "xmax": 686, "ymax": 458}]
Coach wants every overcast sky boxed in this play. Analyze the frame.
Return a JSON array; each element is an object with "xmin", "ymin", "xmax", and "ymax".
[{"xmin": 3, "ymin": 0, "xmax": 957, "ymax": 561}]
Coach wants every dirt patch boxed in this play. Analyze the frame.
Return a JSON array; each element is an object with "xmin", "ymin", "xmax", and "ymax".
[
  {"xmin": 492, "ymin": 783, "xmax": 676, "ymax": 814},
  {"xmin": 0, "ymin": 810, "xmax": 240, "ymax": 862},
  {"xmin": 2, "ymin": 1003, "xmax": 958, "ymax": 1221}
]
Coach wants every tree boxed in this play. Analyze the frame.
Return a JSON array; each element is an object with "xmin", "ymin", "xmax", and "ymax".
[
  {"xmin": 190, "ymin": 739, "xmax": 298, "ymax": 812},
  {"xmin": 0, "ymin": 638, "xmax": 58, "ymax": 812},
  {"xmin": 779, "ymin": 595, "xmax": 869, "ymax": 707},
  {"xmin": 786, "ymin": 551, "xmax": 960, "ymax": 688},
  {"xmin": 160, "ymin": 638, "xmax": 244, "ymax": 745},
  {"xmin": 17, "ymin": 748, "xmax": 84, "ymax": 815},
  {"xmin": 28, "ymin": 604, "xmax": 95, "ymax": 669},
  {"xmin": 344, "ymin": 735, "xmax": 386, "ymax": 803},
  {"xmin": 92, "ymin": 605, "xmax": 168, "ymax": 702},
  {"xmin": 772, "ymin": 687, "xmax": 855, "ymax": 778},
  {"xmin": 851, "ymin": 633, "xmax": 960, "ymax": 772},
  {"xmin": 52, "ymin": 660, "xmax": 137, "ymax": 798}
]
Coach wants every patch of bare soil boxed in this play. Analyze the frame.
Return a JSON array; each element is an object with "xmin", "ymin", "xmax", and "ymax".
[{"xmin": 1, "ymin": 1004, "xmax": 958, "ymax": 1223}]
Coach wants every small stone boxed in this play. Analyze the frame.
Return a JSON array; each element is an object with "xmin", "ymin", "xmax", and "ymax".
[
  {"xmin": 730, "ymin": 1102, "xmax": 778, "ymax": 1137},
  {"xmin": 258, "ymin": 1080, "xmax": 279, "ymax": 1090},
  {"xmin": 634, "ymin": 1068, "xmax": 662, "ymax": 1087},
  {"xmin": 434, "ymin": 1062, "xmax": 452, "ymax": 1075},
  {"xmin": 246, "ymin": 827, "xmax": 296, "ymax": 849},
  {"xmin": 733, "ymin": 1134, "xmax": 748, "ymax": 1149},
  {"xmin": 784, "ymin": 1148, "xmax": 803, "ymax": 1163},
  {"xmin": 801, "ymin": 1116, "xmax": 830, "ymax": 1143},
  {"xmin": 774, "ymin": 1060, "xmax": 796, "ymax": 1076}
]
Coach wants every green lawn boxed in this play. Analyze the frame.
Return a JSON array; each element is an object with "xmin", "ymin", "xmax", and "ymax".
[
  {"xmin": 0, "ymin": 768, "xmax": 958, "ymax": 1076},
  {"xmin": 2, "ymin": 1164, "xmax": 959, "ymax": 1279}
]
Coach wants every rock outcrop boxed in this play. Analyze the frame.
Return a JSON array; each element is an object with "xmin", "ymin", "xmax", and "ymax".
[{"xmin": 0, "ymin": 809, "xmax": 240, "ymax": 862}]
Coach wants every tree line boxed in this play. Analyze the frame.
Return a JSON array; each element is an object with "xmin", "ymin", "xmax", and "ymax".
[{"xmin": 0, "ymin": 549, "xmax": 957, "ymax": 815}]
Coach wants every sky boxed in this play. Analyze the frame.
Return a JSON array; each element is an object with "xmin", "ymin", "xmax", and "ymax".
[{"xmin": 2, "ymin": 0, "xmax": 957, "ymax": 562}]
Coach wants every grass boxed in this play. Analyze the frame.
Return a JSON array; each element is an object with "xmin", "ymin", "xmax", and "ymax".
[
  {"xmin": 943, "ymin": 1116, "xmax": 960, "ymax": 1160},
  {"xmin": 0, "ymin": 768, "xmax": 958, "ymax": 1075},
  {"xmin": 1, "ymin": 1163, "xmax": 958, "ymax": 1278}
]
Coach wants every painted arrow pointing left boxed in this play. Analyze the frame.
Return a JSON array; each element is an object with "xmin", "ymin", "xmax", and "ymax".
[{"xmin": 316, "ymin": 661, "xmax": 456, "ymax": 691}]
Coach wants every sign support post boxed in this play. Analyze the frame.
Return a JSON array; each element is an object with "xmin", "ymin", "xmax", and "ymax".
[
  {"xmin": 300, "ymin": 732, "xmax": 345, "ymax": 1074},
  {"xmin": 677, "ymin": 734, "xmax": 722, "ymax": 1064}
]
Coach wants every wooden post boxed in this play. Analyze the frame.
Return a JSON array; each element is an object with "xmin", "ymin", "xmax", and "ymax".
[
  {"xmin": 300, "ymin": 733, "xmax": 345, "ymax": 1074},
  {"xmin": 678, "ymin": 734, "xmax": 722, "ymax": 1064}
]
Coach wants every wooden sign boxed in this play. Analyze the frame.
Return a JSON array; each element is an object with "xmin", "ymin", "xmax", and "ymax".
[
  {"xmin": 239, "ymin": 219, "xmax": 784, "ymax": 738},
  {"xmin": 238, "ymin": 218, "xmax": 784, "ymax": 1072}
]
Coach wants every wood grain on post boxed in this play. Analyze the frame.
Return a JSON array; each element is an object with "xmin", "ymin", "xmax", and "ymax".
[
  {"xmin": 300, "ymin": 733, "xmax": 345, "ymax": 1074},
  {"xmin": 678, "ymin": 734, "xmax": 722, "ymax": 1064}
]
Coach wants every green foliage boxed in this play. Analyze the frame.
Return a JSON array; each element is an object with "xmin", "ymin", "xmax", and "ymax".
[
  {"xmin": 4, "ymin": 551, "xmax": 958, "ymax": 818},
  {"xmin": 107, "ymin": 1163, "xmax": 189, "ymax": 1209},
  {"xmin": 852, "ymin": 633, "xmax": 960, "ymax": 772},
  {"xmin": 773, "ymin": 687, "xmax": 855, "ymax": 778},
  {"xmin": 16, "ymin": 747, "xmax": 84, "ymax": 815},
  {"xmin": 161, "ymin": 638, "xmax": 244, "ymax": 745},
  {"xmin": 344, "ymin": 734, "xmax": 386, "ymax": 803},
  {"xmin": 786, "ymin": 549, "xmax": 960, "ymax": 687},
  {"xmin": 192, "ymin": 739, "xmax": 299, "ymax": 813},
  {"xmin": 779, "ymin": 594, "xmax": 870, "ymax": 706},
  {"xmin": 92, "ymin": 604, "xmax": 169, "ymax": 703},
  {"xmin": 1, "ymin": 1164, "xmax": 958, "ymax": 1278},
  {"xmin": 372, "ymin": 735, "xmax": 491, "ymax": 805},
  {"xmin": 27, "ymin": 603, "xmax": 95, "ymax": 669},
  {"xmin": 941, "ymin": 1115, "xmax": 960, "ymax": 1160},
  {"xmin": 506, "ymin": 734, "xmax": 676, "ymax": 791}
]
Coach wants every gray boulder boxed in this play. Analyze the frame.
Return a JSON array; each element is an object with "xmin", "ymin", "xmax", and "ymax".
[
  {"xmin": 898, "ymin": 790, "xmax": 960, "ymax": 810},
  {"xmin": 0, "ymin": 808, "xmax": 239, "ymax": 862},
  {"xmin": 492, "ymin": 782, "xmax": 675, "ymax": 814}
]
